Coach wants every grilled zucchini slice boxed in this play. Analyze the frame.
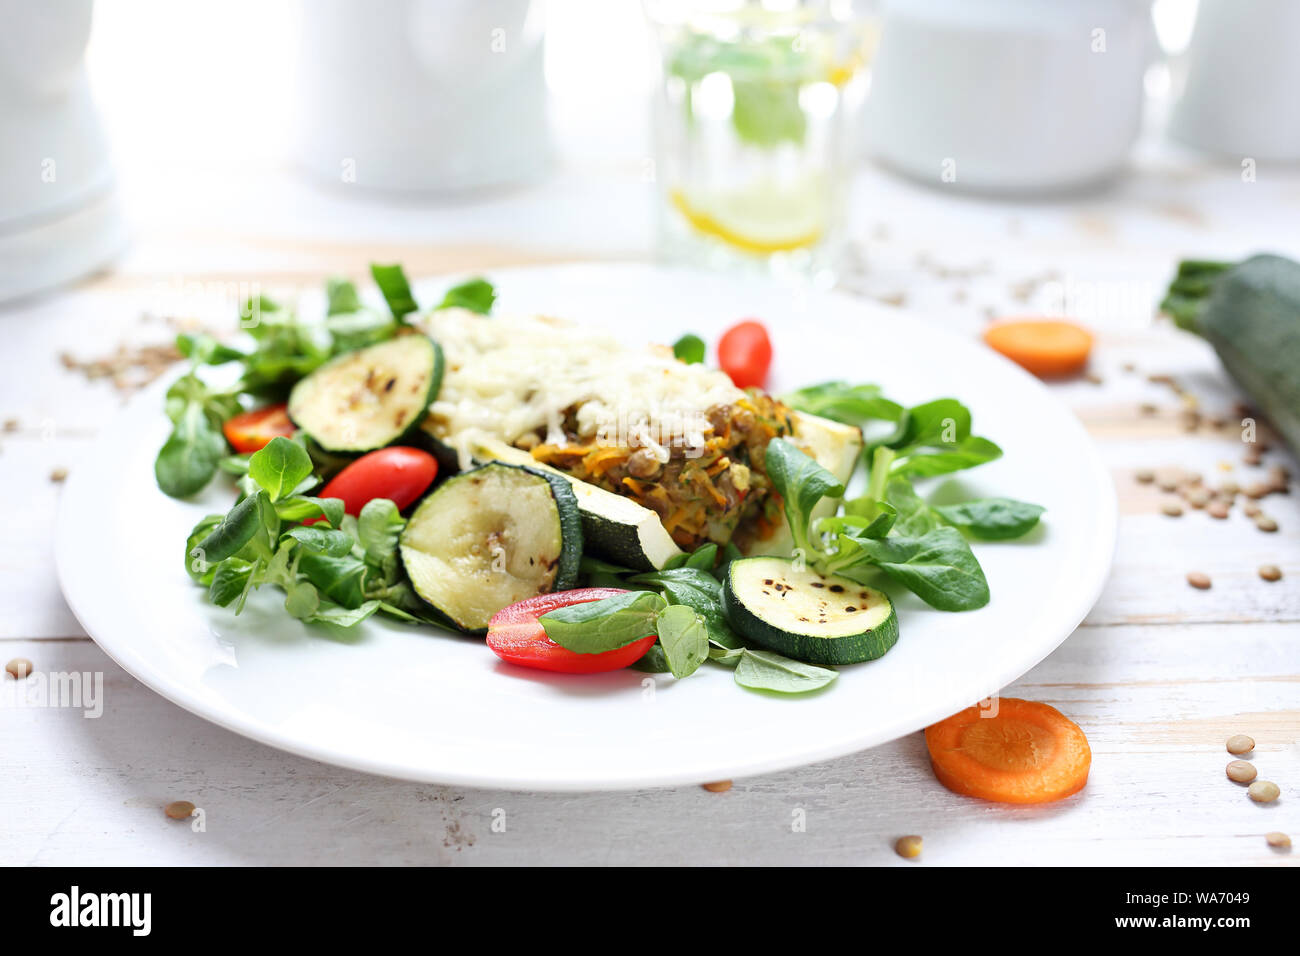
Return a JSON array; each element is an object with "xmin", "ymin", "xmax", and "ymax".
[
  {"xmin": 288, "ymin": 335, "xmax": 443, "ymax": 453},
  {"xmin": 723, "ymin": 556, "xmax": 898, "ymax": 665},
  {"xmin": 398, "ymin": 463, "xmax": 582, "ymax": 633}
]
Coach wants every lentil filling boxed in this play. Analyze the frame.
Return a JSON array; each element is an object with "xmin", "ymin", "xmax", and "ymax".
[{"xmin": 527, "ymin": 391, "xmax": 793, "ymax": 550}]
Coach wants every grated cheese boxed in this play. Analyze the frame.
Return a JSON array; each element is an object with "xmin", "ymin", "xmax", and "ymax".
[{"xmin": 418, "ymin": 308, "xmax": 745, "ymax": 468}]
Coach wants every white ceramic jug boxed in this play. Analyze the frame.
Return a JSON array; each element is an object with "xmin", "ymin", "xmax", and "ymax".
[
  {"xmin": 294, "ymin": 0, "xmax": 550, "ymax": 192},
  {"xmin": 0, "ymin": 0, "xmax": 126, "ymax": 302}
]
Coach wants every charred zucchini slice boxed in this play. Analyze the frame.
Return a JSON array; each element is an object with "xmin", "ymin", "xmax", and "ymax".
[
  {"xmin": 723, "ymin": 556, "xmax": 898, "ymax": 665},
  {"xmin": 288, "ymin": 335, "xmax": 443, "ymax": 453},
  {"xmin": 398, "ymin": 463, "xmax": 582, "ymax": 633}
]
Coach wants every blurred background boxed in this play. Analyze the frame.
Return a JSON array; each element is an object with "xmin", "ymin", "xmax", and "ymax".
[{"xmin": 3, "ymin": 0, "xmax": 1298, "ymax": 322}]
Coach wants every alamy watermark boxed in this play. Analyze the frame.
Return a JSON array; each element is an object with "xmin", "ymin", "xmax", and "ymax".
[{"xmin": 2, "ymin": 670, "xmax": 103, "ymax": 718}]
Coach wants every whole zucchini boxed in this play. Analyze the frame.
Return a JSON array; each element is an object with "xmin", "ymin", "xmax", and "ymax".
[{"xmin": 1162, "ymin": 253, "xmax": 1300, "ymax": 455}]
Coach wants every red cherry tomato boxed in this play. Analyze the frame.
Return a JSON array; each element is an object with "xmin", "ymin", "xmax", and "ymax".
[
  {"xmin": 319, "ymin": 447, "xmax": 438, "ymax": 516},
  {"xmin": 222, "ymin": 404, "xmax": 296, "ymax": 454},
  {"xmin": 486, "ymin": 588, "xmax": 658, "ymax": 674},
  {"xmin": 717, "ymin": 319, "xmax": 773, "ymax": 389}
]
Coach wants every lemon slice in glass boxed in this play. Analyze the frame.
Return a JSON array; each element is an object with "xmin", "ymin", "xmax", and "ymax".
[{"xmin": 670, "ymin": 178, "xmax": 826, "ymax": 254}]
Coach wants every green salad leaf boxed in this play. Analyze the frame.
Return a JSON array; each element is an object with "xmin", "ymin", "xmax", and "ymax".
[
  {"xmin": 654, "ymin": 604, "xmax": 710, "ymax": 678},
  {"xmin": 155, "ymin": 400, "xmax": 228, "ymax": 498},
  {"xmin": 539, "ymin": 591, "xmax": 667, "ymax": 654},
  {"xmin": 764, "ymin": 437, "xmax": 844, "ymax": 558},
  {"xmin": 325, "ymin": 278, "xmax": 363, "ymax": 316},
  {"xmin": 370, "ymin": 263, "xmax": 419, "ymax": 319},
  {"xmin": 209, "ymin": 556, "xmax": 257, "ymax": 609},
  {"xmin": 847, "ymin": 528, "xmax": 990, "ymax": 611},
  {"xmin": 672, "ymin": 333, "xmax": 706, "ymax": 365},
  {"xmin": 734, "ymin": 649, "xmax": 837, "ymax": 694},
  {"xmin": 629, "ymin": 565, "xmax": 741, "ymax": 652},
  {"xmin": 783, "ymin": 381, "xmax": 903, "ymax": 427},
  {"xmin": 195, "ymin": 492, "xmax": 265, "ymax": 564},
  {"xmin": 281, "ymin": 526, "xmax": 354, "ymax": 557},
  {"xmin": 934, "ymin": 498, "xmax": 1045, "ymax": 540},
  {"xmin": 437, "ymin": 277, "xmax": 497, "ymax": 315},
  {"xmin": 247, "ymin": 437, "xmax": 314, "ymax": 501}
]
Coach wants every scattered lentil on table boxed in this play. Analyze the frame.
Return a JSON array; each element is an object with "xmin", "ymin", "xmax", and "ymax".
[
  {"xmin": 164, "ymin": 801, "xmax": 196, "ymax": 820},
  {"xmin": 1247, "ymin": 781, "xmax": 1280, "ymax": 803},
  {"xmin": 1227, "ymin": 734, "xmax": 1255, "ymax": 755},
  {"xmin": 1226, "ymin": 760, "xmax": 1257, "ymax": 783},
  {"xmin": 894, "ymin": 835, "xmax": 923, "ymax": 860},
  {"xmin": 1186, "ymin": 572, "xmax": 1211, "ymax": 590},
  {"xmin": 5, "ymin": 658, "xmax": 33, "ymax": 679}
]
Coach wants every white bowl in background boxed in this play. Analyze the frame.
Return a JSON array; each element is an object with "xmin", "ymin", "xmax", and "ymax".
[
  {"xmin": 866, "ymin": 0, "xmax": 1156, "ymax": 195},
  {"xmin": 1169, "ymin": 0, "xmax": 1300, "ymax": 162}
]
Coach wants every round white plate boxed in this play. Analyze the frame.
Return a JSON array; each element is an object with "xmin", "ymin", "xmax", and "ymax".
[{"xmin": 56, "ymin": 264, "xmax": 1116, "ymax": 791}]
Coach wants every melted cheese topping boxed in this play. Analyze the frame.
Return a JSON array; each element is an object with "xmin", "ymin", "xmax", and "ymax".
[{"xmin": 419, "ymin": 308, "xmax": 745, "ymax": 467}]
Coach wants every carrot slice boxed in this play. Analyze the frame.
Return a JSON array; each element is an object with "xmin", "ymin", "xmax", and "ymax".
[
  {"xmin": 925, "ymin": 698, "xmax": 1091, "ymax": 804},
  {"xmin": 983, "ymin": 320, "xmax": 1093, "ymax": 378}
]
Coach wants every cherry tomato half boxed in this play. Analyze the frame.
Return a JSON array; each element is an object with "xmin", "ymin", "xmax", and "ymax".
[
  {"xmin": 486, "ymin": 588, "xmax": 658, "ymax": 674},
  {"xmin": 319, "ymin": 446, "xmax": 438, "ymax": 516},
  {"xmin": 717, "ymin": 319, "xmax": 773, "ymax": 389},
  {"xmin": 222, "ymin": 404, "xmax": 296, "ymax": 454}
]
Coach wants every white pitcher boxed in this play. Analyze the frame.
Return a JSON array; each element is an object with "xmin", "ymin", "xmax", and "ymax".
[
  {"xmin": 0, "ymin": 0, "xmax": 126, "ymax": 302},
  {"xmin": 294, "ymin": 0, "xmax": 550, "ymax": 192}
]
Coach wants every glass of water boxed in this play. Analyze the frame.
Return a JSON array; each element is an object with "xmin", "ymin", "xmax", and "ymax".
[{"xmin": 646, "ymin": 0, "xmax": 877, "ymax": 286}]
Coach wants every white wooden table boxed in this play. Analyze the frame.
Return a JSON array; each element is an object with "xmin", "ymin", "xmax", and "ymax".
[{"xmin": 4, "ymin": 86, "xmax": 1299, "ymax": 864}]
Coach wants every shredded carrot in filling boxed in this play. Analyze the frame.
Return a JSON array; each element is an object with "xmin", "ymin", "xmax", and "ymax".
[
  {"xmin": 583, "ymin": 446, "xmax": 628, "ymax": 476},
  {"xmin": 662, "ymin": 506, "xmax": 690, "ymax": 534},
  {"xmin": 529, "ymin": 391, "xmax": 793, "ymax": 549}
]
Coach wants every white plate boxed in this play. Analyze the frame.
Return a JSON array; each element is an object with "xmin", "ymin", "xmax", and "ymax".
[{"xmin": 56, "ymin": 264, "xmax": 1116, "ymax": 791}]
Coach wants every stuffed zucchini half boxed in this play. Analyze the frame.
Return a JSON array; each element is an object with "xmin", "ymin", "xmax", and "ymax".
[
  {"xmin": 418, "ymin": 309, "xmax": 862, "ymax": 569},
  {"xmin": 398, "ymin": 463, "xmax": 582, "ymax": 633},
  {"xmin": 466, "ymin": 413, "xmax": 858, "ymax": 572},
  {"xmin": 468, "ymin": 437, "xmax": 682, "ymax": 572}
]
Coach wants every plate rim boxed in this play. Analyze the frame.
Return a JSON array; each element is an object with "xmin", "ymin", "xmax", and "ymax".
[{"xmin": 55, "ymin": 262, "xmax": 1118, "ymax": 791}]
